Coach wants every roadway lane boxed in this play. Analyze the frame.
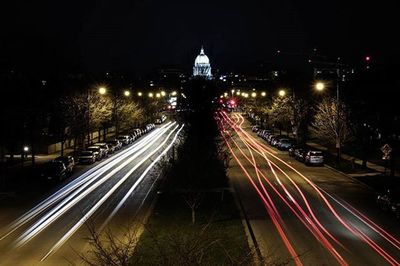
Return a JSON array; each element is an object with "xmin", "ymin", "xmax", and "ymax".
[
  {"xmin": 0, "ymin": 121, "xmax": 184, "ymax": 265},
  {"xmin": 217, "ymin": 112, "xmax": 400, "ymax": 266}
]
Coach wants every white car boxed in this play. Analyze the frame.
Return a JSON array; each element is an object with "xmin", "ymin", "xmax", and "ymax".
[{"xmin": 305, "ymin": 151, "xmax": 324, "ymax": 165}]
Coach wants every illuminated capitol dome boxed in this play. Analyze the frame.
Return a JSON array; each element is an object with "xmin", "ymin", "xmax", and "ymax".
[{"xmin": 193, "ymin": 46, "xmax": 212, "ymax": 79}]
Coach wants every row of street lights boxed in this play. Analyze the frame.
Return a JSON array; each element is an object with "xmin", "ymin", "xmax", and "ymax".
[
  {"xmin": 221, "ymin": 90, "xmax": 268, "ymax": 99},
  {"xmin": 222, "ymin": 82, "xmax": 327, "ymax": 101},
  {"xmin": 97, "ymin": 86, "xmax": 178, "ymax": 99}
]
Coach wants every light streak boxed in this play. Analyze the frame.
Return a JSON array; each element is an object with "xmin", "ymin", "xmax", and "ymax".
[{"xmin": 40, "ymin": 124, "xmax": 183, "ymax": 261}]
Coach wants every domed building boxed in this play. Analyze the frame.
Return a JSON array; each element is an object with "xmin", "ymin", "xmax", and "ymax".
[{"xmin": 193, "ymin": 46, "xmax": 212, "ymax": 79}]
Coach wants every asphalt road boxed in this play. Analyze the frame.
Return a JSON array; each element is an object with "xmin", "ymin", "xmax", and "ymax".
[
  {"xmin": 0, "ymin": 121, "xmax": 183, "ymax": 266},
  {"xmin": 218, "ymin": 112, "xmax": 400, "ymax": 266}
]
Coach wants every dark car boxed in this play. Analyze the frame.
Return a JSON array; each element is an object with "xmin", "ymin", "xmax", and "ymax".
[
  {"xmin": 294, "ymin": 148, "xmax": 308, "ymax": 162},
  {"xmin": 377, "ymin": 188, "xmax": 400, "ymax": 219},
  {"xmin": 40, "ymin": 161, "xmax": 67, "ymax": 182},
  {"xmin": 78, "ymin": 150, "xmax": 96, "ymax": 164},
  {"xmin": 276, "ymin": 138, "xmax": 294, "ymax": 150},
  {"xmin": 54, "ymin": 155, "xmax": 75, "ymax": 173},
  {"xmin": 288, "ymin": 146, "xmax": 297, "ymax": 157}
]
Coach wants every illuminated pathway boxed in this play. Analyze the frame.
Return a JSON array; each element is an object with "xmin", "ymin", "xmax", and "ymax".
[
  {"xmin": 0, "ymin": 122, "xmax": 184, "ymax": 265},
  {"xmin": 217, "ymin": 112, "xmax": 400, "ymax": 266}
]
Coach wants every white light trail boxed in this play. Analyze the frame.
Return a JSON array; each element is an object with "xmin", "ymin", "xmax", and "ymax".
[
  {"xmin": 1, "ymin": 123, "xmax": 173, "ymax": 241},
  {"xmin": 40, "ymin": 124, "xmax": 183, "ymax": 261},
  {"xmin": 14, "ymin": 123, "xmax": 176, "ymax": 248}
]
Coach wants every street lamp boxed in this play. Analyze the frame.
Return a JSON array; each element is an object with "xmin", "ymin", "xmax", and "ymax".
[
  {"xmin": 23, "ymin": 146, "xmax": 29, "ymax": 152},
  {"xmin": 137, "ymin": 92, "xmax": 143, "ymax": 97},
  {"xmin": 236, "ymin": 91, "xmax": 241, "ymax": 96},
  {"xmin": 161, "ymin": 91, "xmax": 166, "ymax": 97},
  {"xmin": 315, "ymin": 82, "xmax": 325, "ymax": 92},
  {"xmin": 148, "ymin": 92, "xmax": 154, "ymax": 98},
  {"xmin": 251, "ymin": 92, "xmax": 257, "ymax": 98},
  {"xmin": 171, "ymin": 91, "xmax": 177, "ymax": 96},
  {"xmin": 124, "ymin": 90, "xmax": 131, "ymax": 97},
  {"xmin": 156, "ymin": 93, "xmax": 161, "ymax": 98},
  {"xmin": 261, "ymin": 92, "xmax": 266, "ymax": 97},
  {"xmin": 278, "ymin": 89, "xmax": 286, "ymax": 97},
  {"xmin": 98, "ymin": 87, "xmax": 107, "ymax": 95}
]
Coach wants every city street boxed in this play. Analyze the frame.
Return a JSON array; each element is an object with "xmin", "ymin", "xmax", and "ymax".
[
  {"xmin": 0, "ymin": 121, "xmax": 183, "ymax": 265},
  {"xmin": 218, "ymin": 112, "xmax": 400, "ymax": 265}
]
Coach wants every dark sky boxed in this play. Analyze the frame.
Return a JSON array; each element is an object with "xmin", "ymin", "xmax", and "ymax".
[{"xmin": 1, "ymin": 0, "xmax": 398, "ymax": 75}]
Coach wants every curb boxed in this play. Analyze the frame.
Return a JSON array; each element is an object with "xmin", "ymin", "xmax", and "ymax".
[{"xmin": 228, "ymin": 176, "xmax": 264, "ymax": 264}]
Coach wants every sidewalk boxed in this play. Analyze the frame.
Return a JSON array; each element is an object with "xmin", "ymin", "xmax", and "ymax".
[{"xmin": 307, "ymin": 142, "xmax": 399, "ymax": 177}]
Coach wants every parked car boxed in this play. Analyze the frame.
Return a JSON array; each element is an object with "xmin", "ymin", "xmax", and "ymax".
[
  {"xmin": 40, "ymin": 161, "xmax": 67, "ymax": 181},
  {"xmin": 304, "ymin": 151, "xmax": 324, "ymax": 165},
  {"xmin": 277, "ymin": 139, "xmax": 294, "ymax": 150},
  {"xmin": 377, "ymin": 188, "xmax": 400, "ymax": 219},
  {"xmin": 288, "ymin": 146, "xmax": 297, "ymax": 157},
  {"xmin": 54, "ymin": 155, "xmax": 75, "ymax": 173},
  {"xmin": 117, "ymin": 135, "xmax": 130, "ymax": 146},
  {"xmin": 294, "ymin": 148, "xmax": 308, "ymax": 162},
  {"xmin": 106, "ymin": 143, "xmax": 115, "ymax": 154},
  {"xmin": 93, "ymin": 143, "xmax": 110, "ymax": 157},
  {"xmin": 78, "ymin": 150, "xmax": 96, "ymax": 164},
  {"xmin": 87, "ymin": 146, "xmax": 103, "ymax": 160},
  {"xmin": 146, "ymin": 123, "xmax": 155, "ymax": 131},
  {"xmin": 155, "ymin": 115, "xmax": 166, "ymax": 124},
  {"xmin": 107, "ymin": 140, "xmax": 122, "ymax": 151},
  {"xmin": 133, "ymin": 128, "xmax": 142, "ymax": 138}
]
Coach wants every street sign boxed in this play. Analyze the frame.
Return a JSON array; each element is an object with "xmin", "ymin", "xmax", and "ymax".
[{"xmin": 381, "ymin": 144, "xmax": 392, "ymax": 160}]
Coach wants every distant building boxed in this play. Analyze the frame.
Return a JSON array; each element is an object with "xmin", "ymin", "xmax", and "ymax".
[{"xmin": 193, "ymin": 46, "xmax": 212, "ymax": 79}]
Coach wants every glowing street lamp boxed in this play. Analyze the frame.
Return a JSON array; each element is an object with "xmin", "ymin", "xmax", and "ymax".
[
  {"xmin": 236, "ymin": 91, "xmax": 241, "ymax": 96},
  {"xmin": 251, "ymin": 92, "xmax": 257, "ymax": 98},
  {"xmin": 148, "ymin": 92, "xmax": 154, "ymax": 98},
  {"xmin": 98, "ymin": 87, "xmax": 107, "ymax": 95},
  {"xmin": 138, "ymin": 92, "xmax": 143, "ymax": 97},
  {"xmin": 156, "ymin": 93, "xmax": 161, "ymax": 98},
  {"xmin": 23, "ymin": 146, "xmax": 29, "ymax": 152},
  {"xmin": 224, "ymin": 92, "xmax": 228, "ymax": 97},
  {"xmin": 124, "ymin": 90, "xmax": 131, "ymax": 97},
  {"xmin": 171, "ymin": 91, "xmax": 177, "ymax": 96},
  {"xmin": 161, "ymin": 91, "xmax": 166, "ymax": 97},
  {"xmin": 261, "ymin": 92, "xmax": 266, "ymax": 97},
  {"xmin": 278, "ymin": 89, "xmax": 286, "ymax": 97},
  {"xmin": 315, "ymin": 82, "xmax": 325, "ymax": 92}
]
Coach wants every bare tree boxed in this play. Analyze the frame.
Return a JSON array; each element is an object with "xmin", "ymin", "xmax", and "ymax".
[
  {"xmin": 267, "ymin": 97, "xmax": 292, "ymax": 135},
  {"xmin": 312, "ymin": 97, "xmax": 352, "ymax": 162},
  {"xmin": 183, "ymin": 191, "xmax": 202, "ymax": 224},
  {"xmin": 62, "ymin": 91, "xmax": 112, "ymax": 150},
  {"xmin": 77, "ymin": 221, "xmax": 293, "ymax": 266},
  {"xmin": 112, "ymin": 96, "xmax": 144, "ymax": 135}
]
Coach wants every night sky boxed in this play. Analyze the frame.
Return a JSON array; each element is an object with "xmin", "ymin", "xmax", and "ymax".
[{"xmin": 1, "ymin": 0, "xmax": 398, "ymax": 74}]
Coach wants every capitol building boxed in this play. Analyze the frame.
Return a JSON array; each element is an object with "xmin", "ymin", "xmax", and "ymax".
[{"xmin": 193, "ymin": 46, "xmax": 212, "ymax": 79}]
